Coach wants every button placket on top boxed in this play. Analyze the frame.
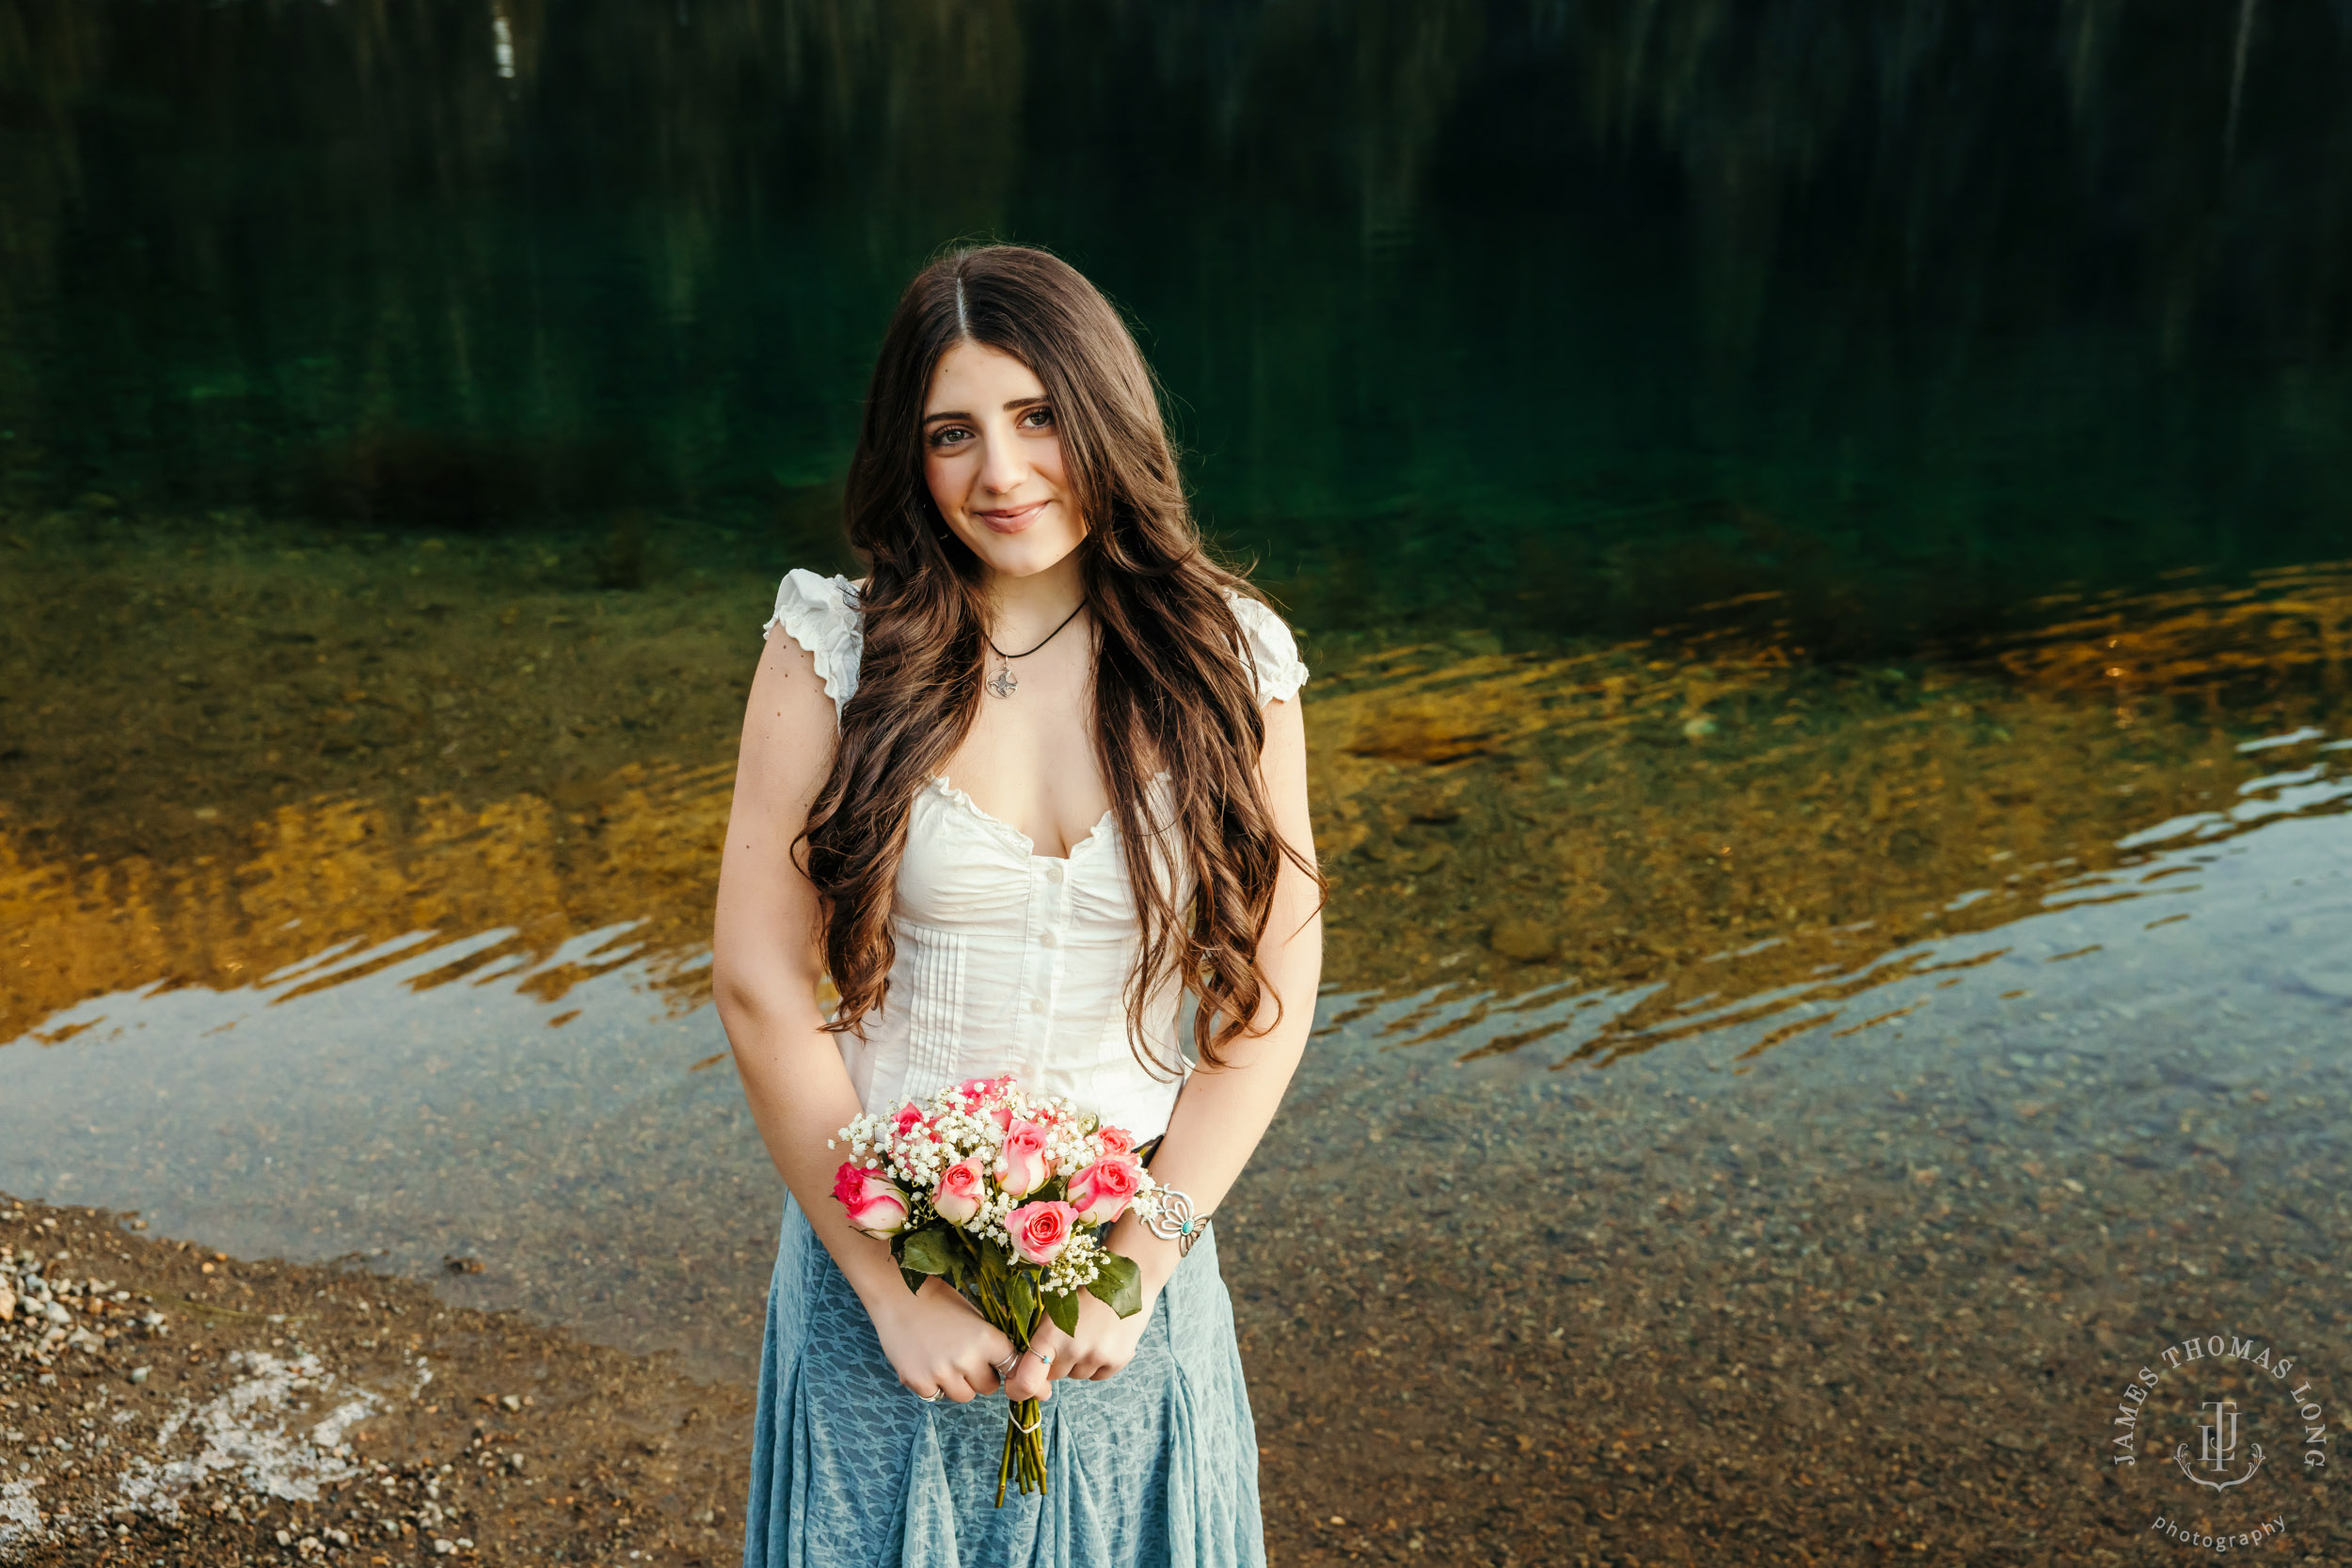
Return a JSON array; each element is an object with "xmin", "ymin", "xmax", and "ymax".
[{"xmin": 1023, "ymin": 855, "xmax": 1073, "ymax": 1078}]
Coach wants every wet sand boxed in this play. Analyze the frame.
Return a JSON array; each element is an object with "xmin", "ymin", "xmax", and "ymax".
[{"xmin": 8, "ymin": 512, "xmax": 2352, "ymax": 1564}]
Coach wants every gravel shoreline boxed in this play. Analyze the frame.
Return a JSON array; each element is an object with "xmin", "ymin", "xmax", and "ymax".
[{"xmin": 0, "ymin": 1198, "xmax": 752, "ymax": 1566}]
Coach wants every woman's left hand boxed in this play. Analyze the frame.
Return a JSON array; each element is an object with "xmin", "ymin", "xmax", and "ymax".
[{"xmin": 1001, "ymin": 1285, "xmax": 1158, "ymax": 1401}]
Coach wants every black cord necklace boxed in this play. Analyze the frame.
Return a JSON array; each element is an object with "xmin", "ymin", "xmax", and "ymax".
[{"xmin": 983, "ymin": 601, "xmax": 1085, "ymax": 699}]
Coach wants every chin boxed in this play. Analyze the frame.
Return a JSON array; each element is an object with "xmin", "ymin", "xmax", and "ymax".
[{"xmin": 960, "ymin": 523, "xmax": 1085, "ymax": 579}]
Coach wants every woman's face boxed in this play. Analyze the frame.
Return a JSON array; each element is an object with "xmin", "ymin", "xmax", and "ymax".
[{"xmin": 921, "ymin": 340, "xmax": 1085, "ymax": 580}]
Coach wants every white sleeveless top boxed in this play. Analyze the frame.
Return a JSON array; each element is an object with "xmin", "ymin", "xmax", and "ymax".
[{"xmin": 763, "ymin": 569, "xmax": 1309, "ymax": 1143}]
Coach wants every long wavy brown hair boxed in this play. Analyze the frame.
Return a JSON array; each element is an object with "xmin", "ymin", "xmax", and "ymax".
[{"xmin": 798, "ymin": 245, "xmax": 1317, "ymax": 1073}]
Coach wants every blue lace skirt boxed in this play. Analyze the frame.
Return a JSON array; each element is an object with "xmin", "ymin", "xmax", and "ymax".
[{"xmin": 741, "ymin": 1193, "xmax": 1265, "ymax": 1568}]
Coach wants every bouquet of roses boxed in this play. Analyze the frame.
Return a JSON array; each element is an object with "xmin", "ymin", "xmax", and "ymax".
[{"xmin": 830, "ymin": 1073, "xmax": 1157, "ymax": 1504}]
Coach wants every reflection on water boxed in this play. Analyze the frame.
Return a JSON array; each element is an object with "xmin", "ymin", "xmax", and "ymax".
[
  {"xmin": 3, "ymin": 761, "xmax": 731, "ymax": 1049},
  {"xmin": 8, "ymin": 2, "xmax": 2352, "ymax": 640},
  {"xmin": 10, "ymin": 554, "xmax": 2348, "ymax": 1061},
  {"xmin": 1359, "ymin": 753, "xmax": 2352, "ymax": 1069},
  {"xmin": 1311, "ymin": 558, "xmax": 2352, "ymax": 1056}
]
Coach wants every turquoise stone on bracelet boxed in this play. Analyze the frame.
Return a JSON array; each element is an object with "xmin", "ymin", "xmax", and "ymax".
[{"xmin": 1143, "ymin": 1187, "xmax": 1211, "ymax": 1258}]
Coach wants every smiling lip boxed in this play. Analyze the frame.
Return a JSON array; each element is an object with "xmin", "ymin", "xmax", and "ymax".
[{"xmin": 973, "ymin": 501, "xmax": 1048, "ymax": 535}]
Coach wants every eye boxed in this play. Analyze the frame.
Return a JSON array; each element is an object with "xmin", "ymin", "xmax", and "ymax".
[
  {"xmin": 928, "ymin": 424, "xmax": 973, "ymax": 449},
  {"xmin": 1019, "ymin": 405, "xmax": 1055, "ymax": 430}
]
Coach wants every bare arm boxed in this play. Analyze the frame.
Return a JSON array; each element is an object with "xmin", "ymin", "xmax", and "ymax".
[
  {"xmin": 1007, "ymin": 689, "xmax": 1322, "ymax": 1395},
  {"xmin": 1113, "ymin": 687, "xmax": 1322, "ymax": 1282},
  {"xmin": 711, "ymin": 627, "xmax": 1013, "ymax": 1401}
]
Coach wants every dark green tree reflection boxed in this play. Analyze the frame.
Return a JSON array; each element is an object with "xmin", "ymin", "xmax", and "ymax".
[{"xmin": 3, "ymin": 0, "xmax": 2349, "ymax": 646}]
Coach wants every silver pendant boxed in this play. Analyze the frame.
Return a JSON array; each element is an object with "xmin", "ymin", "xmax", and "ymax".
[{"xmin": 986, "ymin": 663, "xmax": 1018, "ymax": 699}]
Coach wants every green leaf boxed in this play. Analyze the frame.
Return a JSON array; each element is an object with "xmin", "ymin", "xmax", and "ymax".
[
  {"xmin": 938, "ymin": 1226, "xmax": 979, "ymax": 1291},
  {"xmin": 1086, "ymin": 1253, "xmax": 1143, "ymax": 1319},
  {"xmin": 1006, "ymin": 1270, "xmax": 1038, "ymax": 1333},
  {"xmin": 899, "ymin": 1225, "xmax": 956, "ymax": 1277},
  {"xmin": 1041, "ymin": 1288, "xmax": 1080, "ymax": 1338},
  {"xmin": 899, "ymin": 1266, "xmax": 927, "ymax": 1296}
]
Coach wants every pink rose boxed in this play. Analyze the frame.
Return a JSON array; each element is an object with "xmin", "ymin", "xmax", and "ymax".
[
  {"xmin": 831, "ymin": 1162, "xmax": 872, "ymax": 1206},
  {"xmin": 993, "ymin": 1119, "xmax": 1052, "ymax": 1198},
  {"xmin": 833, "ymin": 1162, "xmax": 908, "ymax": 1238},
  {"xmin": 932, "ymin": 1159, "xmax": 985, "ymax": 1226},
  {"xmin": 1064, "ymin": 1156, "xmax": 1144, "ymax": 1226},
  {"xmin": 1007, "ymin": 1200, "xmax": 1077, "ymax": 1266},
  {"xmin": 890, "ymin": 1101, "xmax": 931, "ymax": 1142},
  {"xmin": 1094, "ymin": 1126, "xmax": 1136, "ymax": 1158}
]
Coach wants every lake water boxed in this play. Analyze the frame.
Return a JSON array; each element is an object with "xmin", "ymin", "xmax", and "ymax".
[{"xmin": 6, "ymin": 3, "xmax": 2352, "ymax": 1560}]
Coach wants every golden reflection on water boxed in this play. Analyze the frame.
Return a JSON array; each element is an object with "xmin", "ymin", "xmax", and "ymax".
[
  {"xmin": 1311, "ymin": 559, "xmax": 2352, "ymax": 1056},
  {"xmin": 2, "ymin": 763, "xmax": 733, "ymax": 1046},
  {"xmin": 6, "ymin": 560, "xmax": 2348, "ymax": 1061},
  {"xmin": 1989, "ymin": 559, "xmax": 2349, "ymax": 698}
]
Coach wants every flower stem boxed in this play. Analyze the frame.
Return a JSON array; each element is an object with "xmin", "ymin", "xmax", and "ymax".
[
  {"xmin": 995, "ymin": 1404, "xmax": 1014, "ymax": 1509},
  {"xmin": 977, "ymin": 1282, "xmax": 1058, "ymax": 1504}
]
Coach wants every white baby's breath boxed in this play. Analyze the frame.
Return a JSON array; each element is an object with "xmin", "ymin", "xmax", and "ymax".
[{"xmin": 832, "ymin": 1077, "xmax": 1154, "ymax": 1250}]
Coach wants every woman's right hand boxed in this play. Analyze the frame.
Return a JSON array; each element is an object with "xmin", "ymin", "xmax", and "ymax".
[{"xmin": 867, "ymin": 1275, "xmax": 1017, "ymax": 1403}]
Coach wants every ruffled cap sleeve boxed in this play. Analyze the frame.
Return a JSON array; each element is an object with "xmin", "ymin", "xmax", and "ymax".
[
  {"xmin": 1222, "ymin": 589, "xmax": 1309, "ymax": 705},
  {"xmin": 762, "ymin": 568, "xmax": 864, "ymax": 721}
]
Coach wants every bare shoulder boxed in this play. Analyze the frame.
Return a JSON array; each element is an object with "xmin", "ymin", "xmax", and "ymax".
[
  {"xmin": 736, "ymin": 625, "xmax": 838, "ymax": 802},
  {"xmin": 1259, "ymin": 677, "xmax": 1308, "ymax": 752},
  {"xmin": 1256, "ymin": 675, "xmax": 1316, "ymax": 875}
]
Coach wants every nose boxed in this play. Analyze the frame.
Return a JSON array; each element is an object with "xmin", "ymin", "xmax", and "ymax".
[{"xmin": 977, "ymin": 426, "xmax": 1029, "ymax": 497}]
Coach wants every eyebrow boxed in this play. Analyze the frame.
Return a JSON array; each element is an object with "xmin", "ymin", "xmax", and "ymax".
[{"xmin": 922, "ymin": 396, "xmax": 1050, "ymax": 425}]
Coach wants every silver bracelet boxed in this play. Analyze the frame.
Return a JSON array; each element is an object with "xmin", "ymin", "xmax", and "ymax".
[{"xmin": 1141, "ymin": 1187, "xmax": 1211, "ymax": 1258}]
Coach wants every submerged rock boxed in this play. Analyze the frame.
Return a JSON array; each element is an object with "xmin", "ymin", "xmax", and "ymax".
[{"xmin": 1489, "ymin": 918, "xmax": 1558, "ymax": 963}]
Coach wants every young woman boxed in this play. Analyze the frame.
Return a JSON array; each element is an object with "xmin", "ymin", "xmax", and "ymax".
[{"xmin": 712, "ymin": 245, "xmax": 1322, "ymax": 1566}]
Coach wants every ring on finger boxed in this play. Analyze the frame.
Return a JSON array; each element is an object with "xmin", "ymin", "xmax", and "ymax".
[
  {"xmin": 919, "ymin": 1388, "xmax": 944, "ymax": 1403},
  {"xmin": 1029, "ymin": 1346, "xmax": 1055, "ymax": 1368},
  {"xmin": 992, "ymin": 1353, "xmax": 1019, "ymax": 1378}
]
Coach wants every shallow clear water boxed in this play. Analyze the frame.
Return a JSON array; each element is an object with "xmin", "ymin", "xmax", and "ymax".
[
  {"xmin": 5, "ymin": 734, "xmax": 2348, "ymax": 1374},
  {"xmin": 6, "ymin": 3, "xmax": 2352, "ymax": 1558}
]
